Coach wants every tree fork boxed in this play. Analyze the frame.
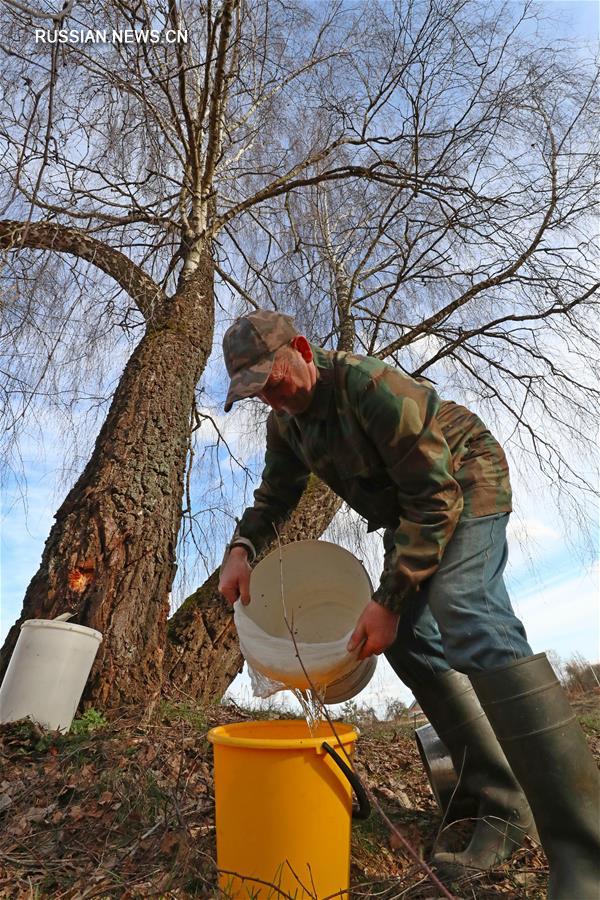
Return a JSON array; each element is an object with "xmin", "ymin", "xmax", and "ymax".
[
  {"xmin": 163, "ymin": 475, "xmax": 343, "ymax": 703},
  {"xmin": 163, "ymin": 307, "xmax": 357, "ymax": 705}
]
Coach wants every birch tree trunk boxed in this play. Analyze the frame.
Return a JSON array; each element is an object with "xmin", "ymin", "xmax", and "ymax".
[{"xmin": 0, "ymin": 246, "xmax": 214, "ymax": 707}]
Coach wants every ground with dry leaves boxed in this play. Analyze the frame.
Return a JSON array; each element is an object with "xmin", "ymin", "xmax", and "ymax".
[{"xmin": 0, "ymin": 691, "xmax": 598, "ymax": 899}]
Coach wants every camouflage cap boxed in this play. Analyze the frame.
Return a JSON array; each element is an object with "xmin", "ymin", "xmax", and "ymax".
[{"xmin": 223, "ymin": 310, "xmax": 298, "ymax": 412}]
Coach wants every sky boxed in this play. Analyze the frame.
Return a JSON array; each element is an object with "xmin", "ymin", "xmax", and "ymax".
[
  {"xmin": 220, "ymin": 458, "xmax": 599, "ymax": 717},
  {"xmin": 226, "ymin": 0, "xmax": 600, "ymax": 714},
  {"xmin": 2, "ymin": 373, "xmax": 597, "ymax": 717},
  {"xmin": 529, "ymin": 0, "xmax": 598, "ymax": 43},
  {"xmin": 1, "ymin": 0, "xmax": 599, "ymax": 716}
]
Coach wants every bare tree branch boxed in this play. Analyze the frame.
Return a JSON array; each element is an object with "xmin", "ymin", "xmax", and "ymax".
[{"xmin": 0, "ymin": 220, "xmax": 165, "ymax": 319}]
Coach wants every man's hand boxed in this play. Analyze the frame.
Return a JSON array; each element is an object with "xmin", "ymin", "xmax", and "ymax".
[
  {"xmin": 347, "ymin": 600, "xmax": 400, "ymax": 660},
  {"xmin": 218, "ymin": 546, "xmax": 251, "ymax": 606}
]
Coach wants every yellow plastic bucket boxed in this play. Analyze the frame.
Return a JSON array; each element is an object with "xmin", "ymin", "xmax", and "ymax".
[{"xmin": 207, "ymin": 719, "xmax": 367, "ymax": 899}]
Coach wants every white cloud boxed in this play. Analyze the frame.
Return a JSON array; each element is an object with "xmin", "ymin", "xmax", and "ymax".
[
  {"xmin": 513, "ymin": 564, "xmax": 600, "ymax": 663},
  {"xmin": 507, "ymin": 518, "xmax": 560, "ymax": 544}
]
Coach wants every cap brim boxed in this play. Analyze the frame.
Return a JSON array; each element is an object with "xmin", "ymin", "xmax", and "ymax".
[{"xmin": 223, "ymin": 352, "xmax": 276, "ymax": 412}]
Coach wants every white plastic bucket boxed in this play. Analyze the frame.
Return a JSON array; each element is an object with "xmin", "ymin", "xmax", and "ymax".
[
  {"xmin": 235, "ymin": 540, "xmax": 377, "ymax": 702},
  {"xmin": 0, "ymin": 619, "xmax": 103, "ymax": 732}
]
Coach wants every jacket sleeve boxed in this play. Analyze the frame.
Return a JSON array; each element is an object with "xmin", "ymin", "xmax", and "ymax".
[
  {"xmin": 231, "ymin": 412, "xmax": 310, "ymax": 558},
  {"xmin": 353, "ymin": 368, "xmax": 464, "ymax": 611}
]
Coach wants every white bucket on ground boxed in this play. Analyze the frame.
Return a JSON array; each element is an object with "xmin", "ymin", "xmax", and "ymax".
[
  {"xmin": 234, "ymin": 540, "xmax": 377, "ymax": 703},
  {"xmin": 0, "ymin": 619, "xmax": 103, "ymax": 732}
]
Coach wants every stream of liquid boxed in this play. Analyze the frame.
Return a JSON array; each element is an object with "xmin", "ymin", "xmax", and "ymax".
[{"xmin": 292, "ymin": 686, "xmax": 327, "ymax": 736}]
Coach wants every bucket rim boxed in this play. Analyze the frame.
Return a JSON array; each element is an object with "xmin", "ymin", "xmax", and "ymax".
[
  {"xmin": 207, "ymin": 718, "xmax": 358, "ymax": 751},
  {"xmin": 20, "ymin": 619, "xmax": 103, "ymax": 641}
]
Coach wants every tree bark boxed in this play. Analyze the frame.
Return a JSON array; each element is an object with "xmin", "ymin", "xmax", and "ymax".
[
  {"xmin": 0, "ymin": 249, "xmax": 215, "ymax": 708},
  {"xmin": 163, "ymin": 476, "xmax": 343, "ymax": 703}
]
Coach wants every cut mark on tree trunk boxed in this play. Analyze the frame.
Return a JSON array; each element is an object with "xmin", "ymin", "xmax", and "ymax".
[{"xmin": 67, "ymin": 565, "xmax": 95, "ymax": 593}]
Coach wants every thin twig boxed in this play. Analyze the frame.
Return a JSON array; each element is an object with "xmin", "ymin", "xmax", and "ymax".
[
  {"xmin": 271, "ymin": 526, "xmax": 456, "ymax": 900},
  {"xmin": 217, "ymin": 867, "xmax": 305, "ymax": 899}
]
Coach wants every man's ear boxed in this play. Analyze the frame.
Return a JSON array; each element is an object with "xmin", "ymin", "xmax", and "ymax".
[{"xmin": 290, "ymin": 334, "xmax": 313, "ymax": 363}]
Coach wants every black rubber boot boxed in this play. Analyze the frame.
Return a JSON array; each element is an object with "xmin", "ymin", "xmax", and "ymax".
[
  {"xmin": 471, "ymin": 653, "xmax": 600, "ymax": 900},
  {"xmin": 412, "ymin": 669, "xmax": 537, "ymax": 871}
]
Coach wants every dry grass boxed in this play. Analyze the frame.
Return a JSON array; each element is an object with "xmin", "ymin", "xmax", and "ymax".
[{"xmin": 0, "ymin": 691, "xmax": 597, "ymax": 898}]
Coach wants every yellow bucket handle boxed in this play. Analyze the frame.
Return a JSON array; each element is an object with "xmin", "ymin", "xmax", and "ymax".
[{"xmin": 321, "ymin": 741, "xmax": 371, "ymax": 820}]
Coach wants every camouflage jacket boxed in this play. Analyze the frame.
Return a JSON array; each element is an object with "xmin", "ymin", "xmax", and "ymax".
[{"xmin": 233, "ymin": 345, "xmax": 512, "ymax": 611}]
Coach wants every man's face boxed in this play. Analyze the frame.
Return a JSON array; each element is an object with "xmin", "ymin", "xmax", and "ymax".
[{"xmin": 257, "ymin": 347, "xmax": 314, "ymax": 415}]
